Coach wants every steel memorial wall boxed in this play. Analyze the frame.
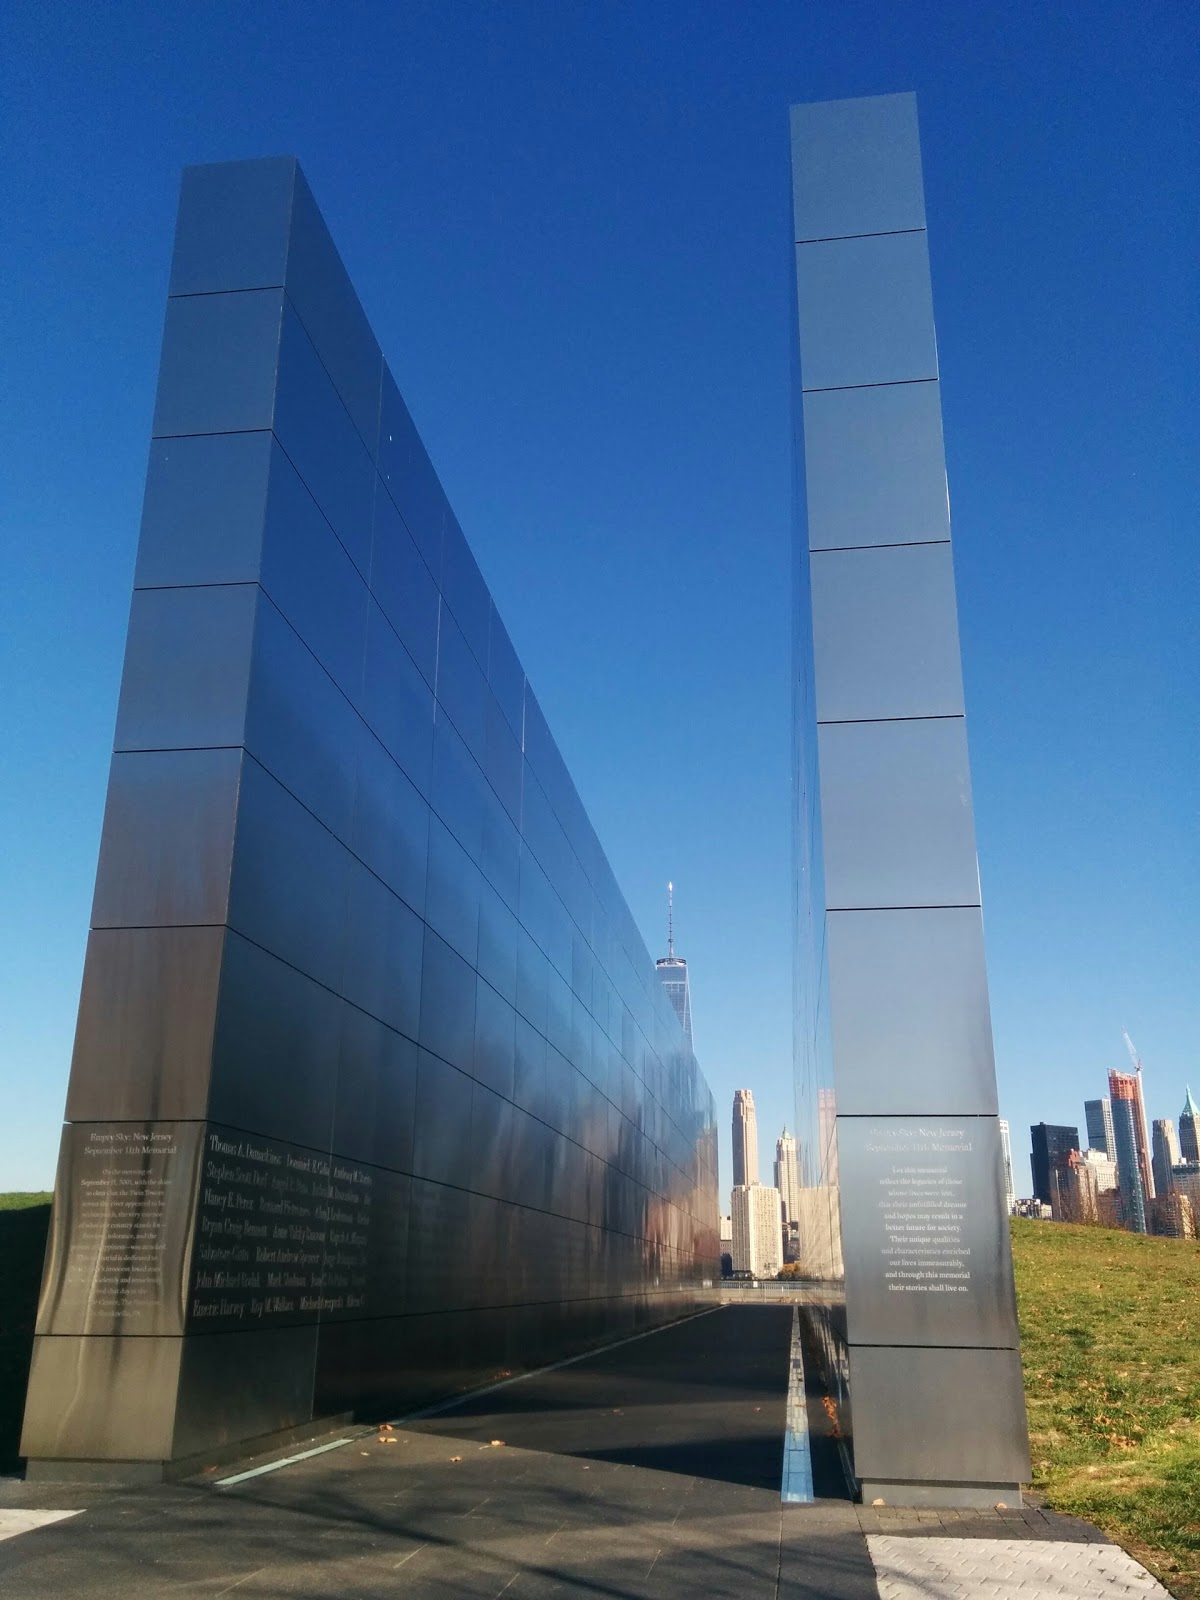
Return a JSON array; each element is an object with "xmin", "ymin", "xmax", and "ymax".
[
  {"xmin": 22, "ymin": 158, "xmax": 719, "ymax": 1475},
  {"xmin": 790, "ymin": 94, "xmax": 1031, "ymax": 1505}
]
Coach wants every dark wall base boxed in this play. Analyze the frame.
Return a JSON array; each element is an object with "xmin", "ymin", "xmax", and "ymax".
[{"xmin": 860, "ymin": 1480, "xmax": 1024, "ymax": 1509}]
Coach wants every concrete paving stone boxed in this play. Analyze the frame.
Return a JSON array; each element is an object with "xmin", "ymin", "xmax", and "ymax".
[
  {"xmin": 867, "ymin": 1535, "xmax": 1172, "ymax": 1600},
  {"xmin": 780, "ymin": 1529, "xmax": 883, "ymax": 1600}
]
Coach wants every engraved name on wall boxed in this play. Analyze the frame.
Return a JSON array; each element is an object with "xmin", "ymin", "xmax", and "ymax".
[{"xmin": 189, "ymin": 1128, "xmax": 380, "ymax": 1328}]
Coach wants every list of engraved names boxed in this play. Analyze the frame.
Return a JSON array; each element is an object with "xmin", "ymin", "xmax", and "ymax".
[{"xmin": 191, "ymin": 1129, "xmax": 373, "ymax": 1326}]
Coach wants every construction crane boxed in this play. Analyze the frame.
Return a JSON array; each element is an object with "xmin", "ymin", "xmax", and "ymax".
[{"xmin": 1122, "ymin": 1029, "xmax": 1142, "ymax": 1074}]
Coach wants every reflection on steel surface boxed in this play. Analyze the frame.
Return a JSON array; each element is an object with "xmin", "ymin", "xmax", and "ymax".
[
  {"xmin": 791, "ymin": 93, "xmax": 1029, "ymax": 1502},
  {"xmin": 23, "ymin": 157, "xmax": 718, "ymax": 1471}
]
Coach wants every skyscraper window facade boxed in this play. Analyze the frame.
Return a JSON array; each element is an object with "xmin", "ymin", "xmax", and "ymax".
[
  {"xmin": 655, "ymin": 886, "xmax": 692, "ymax": 1047},
  {"xmin": 774, "ymin": 1126, "xmax": 801, "ymax": 1228},
  {"xmin": 1151, "ymin": 1118, "xmax": 1181, "ymax": 1199},
  {"xmin": 732, "ymin": 1088, "xmax": 759, "ymax": 1189},
  {"xmin": 1029, "ymin": 1123, "xmax": 1080, "ymax": 1207},
  {"xmin": 731, "ymin": 1182, "xmax": 784, "ymax": 1278},
  {"xmin": 1085, "ymin": 1096, "xmax": 1116, "ymax": 1159},
  {"xmin": 998, "ymin": 1119, "xmax": 1015, "ymax": 1213},
  {"xmin": 1180, "ymin": 1087, "xmax": 1200, "ymax": 1164},
  {"xmin": 1110, "ymin": 1091, "xmax": 1148, "ymax": 1233},
  {"xmin": 790, "ymin": 91, "xmax": 1028, "ymax": 1504},
  {"xmin": 1109, "ymin": 1068, "xmax": 1155, "ymax": 1229}
]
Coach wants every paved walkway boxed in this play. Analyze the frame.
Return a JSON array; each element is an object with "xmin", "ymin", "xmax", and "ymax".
[{"xmin": 0, "ymin": 1306, "xmax": 1172, "ymax": 1598}]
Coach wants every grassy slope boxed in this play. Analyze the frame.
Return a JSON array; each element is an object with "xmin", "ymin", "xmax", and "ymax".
[{"xmin": 1012, "ymin": 1218, "xmax": 1200, "ymax": 1599}]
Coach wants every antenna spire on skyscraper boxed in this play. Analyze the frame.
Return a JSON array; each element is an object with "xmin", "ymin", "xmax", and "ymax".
[{"xmin": 667, "ymin": 880, "xmax": 674, "ymax": 960}]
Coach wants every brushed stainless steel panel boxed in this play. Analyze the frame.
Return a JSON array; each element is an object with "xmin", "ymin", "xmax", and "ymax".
[
  {"xmin": 469, "ymin": 1081, "xmax": 514, "ymax": 1200},
  {"xmin": 378, "ymin": 367, "xmax": 445, "ymax": 574},
  {"xmin": 848, "ymin": 1345, "xmax": 1031, "ymax": 1484},
  {"xmin": 412, "ymin": 1048, "xmax": 474, "ymax": 1184},
  {"xmin": 472, "ymin": 976, "xmax": 516, "ymax": 1100},
  {"xmin": 67, "ymin": 927, "xmax": 223, "ymax": 1123},
  {"xmin": 152, "ymin": 288, "xmax": 284, "ymax": 438},
  {"xmin": 795, "ymin": 233, "xmax": 937, "ymax": 391},
  {"xmin": 423, "ymin": 815, "xmax": 482, "ymax": 964},
  {"xmin": 370, "ymin": 486, "xmax": 439, "ymax": 687},
  {"xmin": 827, "ymin": 908, "xmax": 997, "ymax": 1115},
  {"xmin": 818, "ymin": 718, "xmax": 980, "ymax": 909},
  {"xmin": 259, "ymin": 438, "xmax": 369, "ymax": 704},
  {"xmin": 838, "ymin": 1116, "xmax": 1019, "ymax": 1347},
  {"xmin": 485, "ymin": 691, "xmax": 523, "ymax": 825},
  {"xmin": 169, "ymin": 157, "xmax": 296, "ymax": 296},
  {"xmin": 348, "ymin": 720, "xmax": 430, "ymax": 916},
  {"xmin": 812, "ymin": 543, "xmax": 964, "ymax": 722},
  {"xmin": 487, "ymin": 607, "xmax": 525, "ymax": 742},
  {"xmin": 244, "ymin": 591, "xmax": 359, "ymax": 840},
  {"xmin": 209, "ymin": 930, "xmax": 342, "ymax": 1149},
  {"xmin": 341, "ymin": 858, "xmax": 424, "ymax": 1041},
  {"xmin": 476, "ymin": 877, "xmax": 517, "ymax": 1004},
  {"xmin": 92, "ymin": 748, "xmax": 242, "ymax": 928},
  {"xmin": 134, "ymin": 431, "xmax": 272, "ymax": 589},
  {"xmin": 173, "ymin": 1325, "xmax": 318, "ymax": 1458},
  {"xmin": 441, "ymin": 516, "xmax": 491, "ymax": 669},
  {"xmin": 802, "ymin": 382, "xmax": 950, "ymax": 551},
  {"xmin": 791, "ymin": 92, "xmax": 924, "ymax": 243},
  {"xmin": 115, "ymin": 584, "xmax": 257, "ymax": 754},
  {"xmin": 21, "ymin": 1335, "xmax": 183, "ymax": 1462},
  {"xmin": 226, "ymin": 756, "xmax": 350, "ymax": 991},
  {"xmin": 513, "ymin": 1014, "xmax": 547, "ymax": 1121},
  {"xmin": 436, "ymin": 605, "xmax": 488, "ymax": 764},
  {"xmin": 417, "ymin": 928, "xmax": 476, "ymax": 1074},
  {"xmin": 405, "ymin": 1178, "xmax": 473, "ymax": 1312},
  {"xmin": 286, "ymin": 167, "xmax": 383, "ymax": 452},
  {"xmin": 430, "ymin": 710, "xmax": 484, "ymax": 858},
  {"xmin": 333, "ymin": 1006, "xmax": 418, "ymax": 1173},
  {"xmin": 274, "ymin": 304, "xmax": 375, "ymax": 578}
]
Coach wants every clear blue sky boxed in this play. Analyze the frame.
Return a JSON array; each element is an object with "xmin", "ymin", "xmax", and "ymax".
[{"xmin": 1, "ymin": 0, "xmax": 1195, "ymax": 1200}]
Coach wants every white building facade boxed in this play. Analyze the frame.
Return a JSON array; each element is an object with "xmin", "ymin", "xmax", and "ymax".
[{"xmin": 731, "ymin": 1183, "xmax": 784, "ymax": 1278}]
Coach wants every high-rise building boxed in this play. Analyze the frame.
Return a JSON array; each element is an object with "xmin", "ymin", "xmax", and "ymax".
[
  {"xmin": 1080, "ymin": 1148, "xmax": 1118, "ymax": 1194},
  {"xmin": 817, "ymin": 1086, "xmax": 839, "ymax": 1191},
  {"xmin": 1171, "ymin": 1163, "xmax": 1200, "ymax": 1217},
  {"xmin": 1180, "ymin": 1087, "xmax": 1200, "ymax": 1164},
  {"xmin": 1084, "ymin": 1097, "xmax": 1116, "ymax": 1159},
  {"xmin": 1110, "ymin": 1068, "xmax": 1155, "ymax": 1217},
  {"xmin": 1110, "ymin": 1091, "xmax": 1148, "ymax": 1233},
  {"xmin": 998, "ymin": 1119, "xmax": 1015, "ymax": 1213},
  {"xmin": 774, "ymin": 1127, "xmax": 802, "ymax": 1227},
  {"xmin": 1149, "ymin": 1192, "xmax": 1195, "ymax": 1240},
  {"xmin": 731, "ymin": 1183, "xmax": 784, "ymax": 1278},
  {"xmin": 1152, "ymin": 1119, "xmax": 1181, "ymax": 1198},
  {"xmin": 1029, "ymin": 1124, "xmax": 1079, "ymax": 1206},
  {"xmin": 655, "ymin": 881, "xmax": 692, "ymax": 1048},
  {"xmin": 732, "ymin": 1088, "xmax": 759, "ymax": 1188}
]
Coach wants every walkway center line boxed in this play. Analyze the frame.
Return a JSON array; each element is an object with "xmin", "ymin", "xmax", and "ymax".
[{"xmin": 781, "ymin": 1304, "xmax": 815, "ymax": 1504}]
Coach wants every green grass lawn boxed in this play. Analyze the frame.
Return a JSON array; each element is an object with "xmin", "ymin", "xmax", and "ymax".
[{"xmin": 1012, "ymin": 1217, "xmax": 1200, "ymax": 1599}]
